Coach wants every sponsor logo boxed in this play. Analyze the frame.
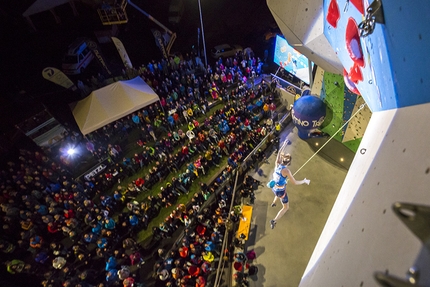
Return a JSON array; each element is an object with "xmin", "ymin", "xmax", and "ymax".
[
  {"xmin": 152, "ymin": 29, "xmax": 168, "ymax": 59},
  {"xmin": 88, "ymin": 41, "xmax": 112, "ymax": 75},
  {"xmin": 84, "ymin": 164, "xmax": 107, "ymax": 181},
  {"xmin": 291, "ymin": 109, "xmax": 325, "ymax": 128}
]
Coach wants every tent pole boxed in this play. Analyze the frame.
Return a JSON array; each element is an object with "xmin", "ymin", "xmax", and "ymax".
[
  {"xmin": 49, "ymin": 9, "xmax": 61, "ymax": 24},
  {"xmin": 26, "ymin": 16, "xmax": 37, "ymax": 31},
  {"xmin": 69, "ymin": 0, "xmax": 78, "ymax": 16}
]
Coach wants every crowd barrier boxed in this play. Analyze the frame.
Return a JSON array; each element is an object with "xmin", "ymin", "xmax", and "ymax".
[{"xmin": 213, "ymin": 109, "xmax": 291, "ymax": 287}]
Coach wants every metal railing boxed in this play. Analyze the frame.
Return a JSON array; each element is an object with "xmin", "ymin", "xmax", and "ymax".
[
  {"xmin": 160, "ymin": 100, "xmax": 292, "ymax": 287},
  {"xmin": 213, "ymin": 110, "xmax": 291, "ymax": 287}
]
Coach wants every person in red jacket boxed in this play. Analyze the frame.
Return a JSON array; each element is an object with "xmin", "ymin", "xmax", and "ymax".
[
  {"xmin": 47, "ymin": 222, "xmax": 60, "ymax": 234},
  {"xmin": 181, "ymin": 145, "xmax": 190, "ymax": 160},
  {"xmin": 135, "ymin": 177, "xmax": 145, "ymax": 188},
  {"xmin": 64, "ymin": 209, "xmax": 75, "ymax": 219},
  {"xmin": 192, "ymin": 119, "xmax": 199, "ymax": 128},
  {"xmin": 218, "ymin": 139, "xmax": 228, "ymax": 155},
  {"xmin": 62, "ymin": 191, "xmax": 73, "ymax": 201},
  {"xmin": 229, "ymin": 115, "xmax": 236, "ymax": 125},
  {"xmin": 173, "ymin": 112, "xmax": 181, "ymax": 126},
  {"xmin": 196, "ymin": 276, "xmax": 206, "ymax": 287}
]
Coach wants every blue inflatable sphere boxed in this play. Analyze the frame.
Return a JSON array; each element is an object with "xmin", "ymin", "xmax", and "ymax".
[{"xmin": 292, "ymin": 96, "xmax": 326, "ymax": 136}]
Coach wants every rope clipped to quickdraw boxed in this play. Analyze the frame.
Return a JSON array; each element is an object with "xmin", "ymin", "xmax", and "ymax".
[{"xmin": 292, "ymin": 103, "xmax": 367, "ymax": 177}]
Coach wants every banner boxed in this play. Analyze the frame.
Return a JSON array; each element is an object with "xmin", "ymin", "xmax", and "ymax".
[
  {"xmin": 87, "ymin": 40, "xmax": 112, "ymax": 75},
  {"xmin": 151, "ymin": 29, "xmax": 168, "ymax": 59},
  {"xmin": 42, "ymin": 67, "xmax": 77, "ymax": 91},
  {"xmin": 111, "ymin": 37, "xmax": 133, "ymax": 69}
]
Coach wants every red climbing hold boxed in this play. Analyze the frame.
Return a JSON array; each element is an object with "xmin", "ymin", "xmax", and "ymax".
[
  {"xmin": 326, "ymin": 0, "xmax": 340, "ymax": 28},
  {"xmin": 350, "ymin": 0, "xmax": 365, "ymax": 14},
  {"xmin": 346, "ymin": 17, "xmax": 365, "ymax": 67}
]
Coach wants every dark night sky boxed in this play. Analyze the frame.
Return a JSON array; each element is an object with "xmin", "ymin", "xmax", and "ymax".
[{"xmin": 0, "ymin": 0, "xmax": 275, "ymax": 133}]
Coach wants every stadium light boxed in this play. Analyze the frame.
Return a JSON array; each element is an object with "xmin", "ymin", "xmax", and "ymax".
[{"xmin": 67, "ymin": 148, "xmax": 76, "ymax": 156}]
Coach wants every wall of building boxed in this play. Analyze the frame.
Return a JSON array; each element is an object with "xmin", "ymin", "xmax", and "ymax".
[
  {"xmin": 318, "ymin": 71, "xmax": 371, "ymax": 152},
  {"xmin": 300, "ymin": 103, "xmax": 430, "ymax": 286},
  {"xmin": 267, "ymin": 0, "xmax": 430, "ymax": 283},
  {"xmin": 267, "ymin": 0, "xmax": 343, "ymax": 74}
]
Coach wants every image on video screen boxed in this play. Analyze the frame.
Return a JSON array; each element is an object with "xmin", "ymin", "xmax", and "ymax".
[{"xmin": 273, "ymin": 35, "xmax": 313, "ymax": 84}]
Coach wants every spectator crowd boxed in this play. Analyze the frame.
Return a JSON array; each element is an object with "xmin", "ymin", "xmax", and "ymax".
[{"xmin": 1, "ymin": 48, "xmax": 280, "ymax": 287}]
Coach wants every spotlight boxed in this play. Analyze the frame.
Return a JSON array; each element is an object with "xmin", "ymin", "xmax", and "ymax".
[
  {"xmin": 67, "ymin": 148, "xmax": 76, "ymax": 156},
  {"xmin": 340, "ymin": 158, "xmax": 344, "ymax": 162}
]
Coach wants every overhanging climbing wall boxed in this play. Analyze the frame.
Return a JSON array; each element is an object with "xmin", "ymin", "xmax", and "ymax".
[{"xmin": 319, "ymin": 72, "xmax": 372, "ymax": 152}]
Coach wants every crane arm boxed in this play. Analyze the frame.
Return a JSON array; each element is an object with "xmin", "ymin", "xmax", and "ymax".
[{"xmin": 127, "ymin": 0, "xmax": 174, "ymax": 35}]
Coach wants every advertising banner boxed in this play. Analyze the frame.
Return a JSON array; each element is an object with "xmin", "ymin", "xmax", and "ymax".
[
  {"xmin": 151, "ymin": 29, "xmax": 168, "ymax": 59},
  {"xmin": 111, "ymin": 37, "xmax": 133, "ymax": 69},
  {"xmin": 87, "ymin": 40, "xmax": 112, "ymax": 75},
  {"xmin": 42, "ymin": 67, "xmax": 77, "ymax": 91}
]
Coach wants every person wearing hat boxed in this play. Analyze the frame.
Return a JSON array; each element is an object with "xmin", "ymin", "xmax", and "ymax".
[{"xmin": 270, "ymin": 152, "xmax": 310, "ymax": 229}]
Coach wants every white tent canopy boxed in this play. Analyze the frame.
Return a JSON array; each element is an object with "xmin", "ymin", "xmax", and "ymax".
[{"xmin": 72, "ymin": 77, "xmax": 160, "ymax": 135}]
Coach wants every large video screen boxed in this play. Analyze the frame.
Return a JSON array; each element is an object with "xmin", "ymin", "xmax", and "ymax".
[{"xmin": 273, "ymin": 35, "xmax": 313, "ymax": 84}]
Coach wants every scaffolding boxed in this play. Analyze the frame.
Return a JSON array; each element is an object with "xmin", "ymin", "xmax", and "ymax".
[{"xmin": 98, "ymin": 0, "xmax": 128, "ymax": 25}]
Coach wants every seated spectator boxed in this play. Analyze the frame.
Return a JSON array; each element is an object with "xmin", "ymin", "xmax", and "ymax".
[
  {"xmin": 83, "ymin": 232, "xmax": 97, "ymax": 243},
  {"xmin": 186, "ymin": 130, "xmax": 195, "ymax": 142},
  {"xmin": 178, "ymin": 129, "xmax": 187, "ymax": 142},
  {"xmin": 29, "ymin": 235, "xmax": 43, "ymax": 250},
  {"xmin": 104, "ymin": 217, "xmax": 116, "ymax": 230},
  {"xmin": 100, "ymin": 195, "xmax": 115, "ymax": 212},
  {"xmin": 97, "ymin": 237, "xmax": 109, "ymax": 249},
  {"xmin": 117, "ymin": 265, "xmax": 131, "ymax": 281},
  {"xmin": 194, "ymin": 156, "xmax": 205, "ymax": 176},
  {"xmin": 172, "ymin": 176, "xmax": 188, "ymax": 194},
  {"xmin": 106, "ymin": 269, "xmax": 119, "ymax": 285},
  {"xmin": 6, "ymin": 259, "xmax": 27, "ymax": 274},
  {"xmin": 105, "ymin": 256, "xmax": 117, "ymax": 271},
  {"xmin": 196, "ymin": 276, "xmax": 206, "ymax": 287},
  {"xmin": 0, "ymin": 50, "xmax": 274, "ymax": 287}
]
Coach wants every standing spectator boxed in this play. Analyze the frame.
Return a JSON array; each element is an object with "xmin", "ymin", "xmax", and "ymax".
[
  {"xmin": 132, "ymin": 113, "xmax": 141, "ymax": 128},
  {"xmin": 147, "ymin": 124, "xmax": 157, "ymax": 141},
  {"xmin": 122, "ymin": 157, "xmax": 136, "ymax": 175},
  {"xmin": 182, "ymin": 107, "xmax": 190, "ymax": 123}
]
